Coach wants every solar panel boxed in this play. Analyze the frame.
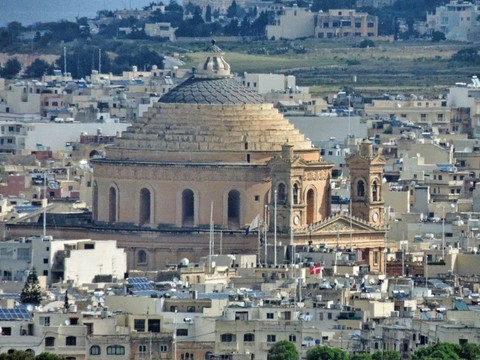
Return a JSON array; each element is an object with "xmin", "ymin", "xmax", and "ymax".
[
  {"xmin": 0, "ymin": 307, "xmax": 31, "ymax": 321},
  {"xmin": 127, "ymin": 277, "xmax": 154, "ymax": 291}
]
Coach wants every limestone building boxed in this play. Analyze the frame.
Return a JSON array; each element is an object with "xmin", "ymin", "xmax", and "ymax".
[
  {"xmin": 91, "ymin": 43, "xmax": 386, "ymax": 270},
  {"xmin": 92, "ymin": 42, "xmax": 332, "ymax": 233}
]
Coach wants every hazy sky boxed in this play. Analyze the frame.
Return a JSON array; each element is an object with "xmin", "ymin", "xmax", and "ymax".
[{"xmin": 0, "ymin": 0, "xmax": 159, "ymax": 26}]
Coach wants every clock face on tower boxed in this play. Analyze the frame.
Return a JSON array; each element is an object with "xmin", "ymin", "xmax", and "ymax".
[{"xmin": 372, "ymin": 211, "xmax": 379, "ymax": 223}]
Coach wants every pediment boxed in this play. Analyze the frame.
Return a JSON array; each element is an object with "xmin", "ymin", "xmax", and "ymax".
[{"xmin": 305, "ymin": 214, "xmax": 384, "ymax": 234}]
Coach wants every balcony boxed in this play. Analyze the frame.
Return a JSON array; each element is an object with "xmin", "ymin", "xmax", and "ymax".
[{"xmin": 217, "ymin": 343, "xmax": 238, "ymax": 352}]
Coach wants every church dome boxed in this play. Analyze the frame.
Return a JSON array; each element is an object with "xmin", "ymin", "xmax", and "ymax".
[
  {"xmin": 158, "ymin": 77, "xmax": 264, "ymax": 105},
  {"xmin": 159, "ymin": 40, "xmax": 264, "ymax": 105},
  {"xmin": 106, "ymin": 41, "xmax": 320, "ymax": 163}
]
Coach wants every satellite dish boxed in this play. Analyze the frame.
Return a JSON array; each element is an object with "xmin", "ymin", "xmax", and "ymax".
[
  {"xmin": 172, "ymin": 277, "xmax": 179, "ymax": 283},
  {"xmin": 26, "ymin": 305, "xmax": 34, "ymax": 312},
  {"xmin": 64, "ymin": 319, "xmax": 71, "ymax": 326},
  {"xmin": 179, "ymin": 258, "xmax": 190, "ymax": 267}
]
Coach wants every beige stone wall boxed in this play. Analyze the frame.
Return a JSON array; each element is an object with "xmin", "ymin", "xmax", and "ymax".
[{"xmin": 94, "ymin": 163, "xmax": 271, "ymax": 228}]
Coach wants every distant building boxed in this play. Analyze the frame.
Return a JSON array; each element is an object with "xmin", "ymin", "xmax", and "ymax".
[
  {"xmin": 144, "ymin": 23, "xmax": 177, "ymax": 41},
  {"xmin": 0, "ymin": 237, "xmax": 126, "ymax": 286},
  {"xmin": 426, "ymin": 1, "xmax": 480, "ymax": 41},
  {"xmin": 315, "ymin": 9, "xmax": 379, "ymax": 39},
  {"xmin": 266, "ymin": 8, "xmax": 378, "ymax": 40}
]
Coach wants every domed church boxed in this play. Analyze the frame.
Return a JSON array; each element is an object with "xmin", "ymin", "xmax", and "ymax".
[{"xmin": 91, "ymin": 42, "xmax": 386, "ymax": 271}]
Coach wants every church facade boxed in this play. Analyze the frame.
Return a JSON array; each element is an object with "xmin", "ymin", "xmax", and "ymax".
[{"xmin": 91, "ymin": 43, "xmax": 387, "ymax": 272}]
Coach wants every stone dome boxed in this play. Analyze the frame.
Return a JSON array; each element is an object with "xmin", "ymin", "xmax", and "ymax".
[
  {"xmin": 159, "ymin": 77, "xmax": 264, "ymax": 105},
  {"xmin": 159, "ymin": 41, "xmax": 264, "ymax": 105},
  {"xmin": 106, "ymin": 42, "xmax": 320, "ymax": 164}
]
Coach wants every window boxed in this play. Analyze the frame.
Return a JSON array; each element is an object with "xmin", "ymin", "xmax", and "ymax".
[
  {"xmin": 438, "ymin": 114, "xmax": 444, "ymax": 121},
  {"xmin": 90, "ymin": 346, "xmax": 101, "ymax": 355},
  {"xmin": 43, "ymin": 258, "xmax": 48, "ymax": 264},
  {"xmin": 293, "ymin": 183, "xmax": 299, "ymax": 204},
  {"xmin": 160, "ymin": 345, "xmax": 168, "ymax": 352},
  {"xmin": 181, "ymin": 353, "xmax": 194, "ymax": 360},
  {"xmin": 266, "ymin": 313, "xmax": 274, "ymax": 319},
  {"xmin": 244, "ymin": 333, "xmax": 255, "ymax": 342},
  {"xmin": 148, "ymin": 319, "xmax": 160, "ymax": 333},
  {"xmin": 187, "ymin": 306, "xmax": 195, "ymax": 313},
  {"xmin": 420, "ymin": 114, "xmax": 427, "ymax": 121},
  {"xmin": 289, "ymin": 334, "xmax": 297, "ymax": 342},
  {"xmin": 45, "ymin": 337, "xmax": 55, "ymax": 347},
  {"xmin": 66, "ymin": 336, "xmax": 77, "ymax": 346},
  {"xmin": 134, "ymin": 319, "xmax": 146, "ymax": 332},
  {"xmin": 107, "ymin": 345, "xmax": 125, "ymax": 355},
  {"xmin": 177, "ymin": 329, "xmax": 188, "ymax": 336},
  {"xmin": 357, "ymin": 180, "xmax": 365, "ymax": 197},
  {"xmin": 236, "ymin": 312, "xmax": 248, "ymax": 321},
  {"xmin": 137, "ymin": 250, "xmax": 147, "ymax": 264},
  {"xmin": 368, "ymin": 22, "xmax": 374, "ymax": 27},
  {"xmin": 267, "ymin": 334, "xmax": 276, "ymax": 342},
  {"xmin": 40, "ymin": 316, "xmax": 50, "ymax": 326},
  {"xmin": 2, "ymin": 327, "xmax": 11, "ymax": 336},
  {"xmin": 277, "ymin": 183, "xmax": 286, "ymax": 202},
  {"xmin": 327, "ymin": 313, "xmax": 332, "ymax": 320},
  {"xmin": 139, "ymin": 345, "xmax": 147, "ymax": 354},
  {"xmin": 43, "ymin": 270, "xmax": 48, "ymax": 276},
  {"xmin": 221, "ymin": 333, "xmax": 235, "ymax": 342}
]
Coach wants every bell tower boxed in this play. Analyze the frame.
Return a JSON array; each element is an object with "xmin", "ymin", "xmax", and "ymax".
[{"xmin": 346, "ymin": 139, "xmax": 386, "ymax": 225}]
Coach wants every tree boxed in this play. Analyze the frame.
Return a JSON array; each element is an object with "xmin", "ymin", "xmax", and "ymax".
[
  {"xmin": 268, "ymin": 340, "xmax": 299, "ymax": 360},
  {"xmin": 431, "ymin": 30, "xmax": 446, "ymax": 42},
  {"xmin": 20, "ymin": 268, "xmax": 42, "ymax": 306},
  {"xmin": 412, "ymin": 343, "xmax": 462, "ymax": 360},
  {"xmin": 35, "ymin": 353, "xmax": 66, "ymax": 360},
  {"xmin": 205, "ymin": 5, "xmax": 212, "ymax": 22},
  {"xmin": 350, "ymin": 354, "xmax": 372, "ymax": 360},
  {"xmin": 24, "ymin": 59, "xmax": 54, "ymax": 78},
  {"xmin": 450, "ymin": 48, "xmax": 480, "ymax": 64},
  {"xmin": 0, "ymin": 58, "xmax": 22, "ymax": 79},
  {"xmin": 359, "ymin": 39, "xmax": 375, "ymax": 48},
  {"xmin": 307, "ymin": 346, "xmax": 349, "ymax": 360},
  {"xmin": 372, "ymin": 350, "xmax": 401, "ymax": 360},
  {"xmin": 227, "ymin": 0, "xmax": 239, "ymax": 18}
]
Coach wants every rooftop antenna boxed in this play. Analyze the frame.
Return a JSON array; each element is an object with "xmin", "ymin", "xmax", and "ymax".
[
  {"xmin": 209, "ymin": 201, "xmax": 213, "ymax": 273},
  {"xmin": 264, "ymin": 204, "xmax": 268, "ymax": 265},
  {"xmin": 63, "ymin": 47, "xmax": 67, "ymax": 76},
  {"xmin": 274, "ymin": 189, "xmax": 277, "ymax": 267},
  {"xmin": 99, "ymin": 49, "xmax": 102, "ymax": 74},
  {"xmin": 43, "ymin": 170, "xmax": 47, "ymax": 237}
]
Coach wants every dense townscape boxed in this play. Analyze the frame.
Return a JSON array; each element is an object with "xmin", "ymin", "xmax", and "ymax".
[{"xmin": 1, "ymin": 0, "xmax": 480, "ymax": 359}]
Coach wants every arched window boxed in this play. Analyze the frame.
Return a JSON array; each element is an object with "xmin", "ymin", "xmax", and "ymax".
[
  {"xmin": 204, "ymin": 352, "xmax": 213, "ymax": 360},
  {"xmin": 357, "ymin": 180, "xmax": 365, "ymax": 198},
  {"xmin": 228, "ymin": 190, "xmax": 240, "ymax": 228},
  {"xmin": 139, "ymin": 188, "xmax": 151, "ymax": 226},
  {"xmin": 306, "ymin": 189, "xmax": 315, "ymax": 224},
  {"xmin": 108, "ymin": 186, "xmax": 117, "ymax": 223},
  {"xmin": 293, "ymin": 183, "xmax": 299, "ymax": 204},
  {"xmin": 244, "ymin": 333, "xmax": 255, "ymax": 342},
  {"xmin": 66, "ymin": 336, "xmax": 76, "ymax": 346},
  {"xmin": 277, "ymin": 183, "xmax": 286, "ymax": 203},
  {"xmin": 90, "ymin": 346, "xmax": 101, "ymax": 355},
  {"xmin": 137, "ymin": 250, "xmax": 147, "ymax": 264},
  {"xmin": 45, "ymin": 337, "xmax": 55, "ymax": 347},
  {"xmin": 372, "ymin": 180, "xmax": 379, "ymax": 201},
  {"xmin": 107, "ymin": 345, "xmax": 125, "ymax": 355},
  {"xmin": 182, "ymin": 189, "xmax": 195, "ymax": 226},
  {"xmin": 181, "ymin": 353, "xmax": 194, "ymax": 360}
]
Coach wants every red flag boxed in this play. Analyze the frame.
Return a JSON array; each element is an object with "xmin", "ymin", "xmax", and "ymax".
[{"xmin": 309, "ymin": 263, "xmax": 321, "ymax": 275}]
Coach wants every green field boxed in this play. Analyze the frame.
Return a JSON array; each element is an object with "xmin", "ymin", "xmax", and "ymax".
[{"xmin": 153, "ymin": 39, "xmax": 476, "ymax": 97}]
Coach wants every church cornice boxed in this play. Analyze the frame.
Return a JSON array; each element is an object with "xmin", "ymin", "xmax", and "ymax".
[{"xmin": 295, "ymin": 213, "xmax": 386, "ymax": 234}]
